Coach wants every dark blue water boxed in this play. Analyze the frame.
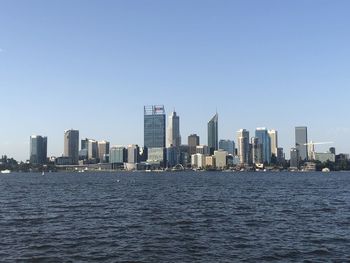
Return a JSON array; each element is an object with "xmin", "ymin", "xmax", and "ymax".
[{"xmin": 1, "ymin": 172, "xmax": 350, "ymax": 262}]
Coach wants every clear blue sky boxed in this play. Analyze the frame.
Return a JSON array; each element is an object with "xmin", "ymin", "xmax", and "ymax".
[{"xmin": 1, "ymin": 0, "xmax": 350, "ymax": 161}]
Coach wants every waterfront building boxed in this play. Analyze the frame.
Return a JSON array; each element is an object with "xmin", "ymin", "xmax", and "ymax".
[
  {"xmin": 166, "ymin": 111, "xmax": 181, "ymax": 147},
  {"xmin": 196, "ymin": 145, "xmax": 210, "ymax": 155},
  {"xmin": 98, "ymin": 140, "xmax": 110, "ymax": 163},
  {"xmin": 314, "ymin": 152, "xmax": 335, "ymax": 163},
  {"xmin": 188, "ymin": 134, "xmax": 200, "ymax": 155},
  {"xmin": 64, "ymin": 129, "xmax": 79, "ymax": 165},
  {"xmin": 205, "ymin": 156, "xmax": 216, "ymax": 168},
  {"xmin": 208, "ymin": 113, "xmax": 218, "ymax": 153},
  {"xmin": 147, "ymin": 147, "xmax": 166, "ymax": 167},
  {"xmin": 251, "ymin": 137, "xmax": 262, "ymax": 164},
  {"xmin": 290, "ymin": 148, "xmax": 300, "ymax": 169},
  {"xmin": 214, "ymin": 150, "xmax": 228, "ymax": 169},
  {"xmin": 127, "ymin": 144, "xmax": 139, "ymax": 164},
  {"xmin": 295, "ymin": 126, "xmax": 308, "ymax": 161},
  {"xmin": 277, "ymin": 147, "xmax": 285, "ymax": 165},
  {"xmin": 191, "ymin": 153, "xmax": 205, "ymax": 169},
  {"xmin": 144, "ymin": 105, "xmax": 166, "ymax": 148},
  {"xmin": 255, "ymin": 128, "xmax": 271, "ymax": 164},
  {"xmin": 87, "ymin": 139, "xmax": 98, "ymax": 161},
  {"xmin": 109, "ymin": 146, "xmax": 126, "ymax": 165},
  {"xmin": 166, "ymin": 146, "xmax": 180, "ymax": 167},
  {"xmin": 30, "ymin": 135, "xmax": 47, "ymax": 165},
  {"xmin": 219, "ymin": 139, "xmax": 235, "ymax": 155},
  {"xmin": 268, "ymin": 130, "xmax": 278, "ymax": 157},
  {"xmin": 237, "ymin": 129, "xmax": 250, "ymax": 164}
]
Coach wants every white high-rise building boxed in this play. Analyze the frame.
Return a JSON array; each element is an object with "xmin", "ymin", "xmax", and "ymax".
[
  {"xmin": 167, "ymin": 111, "xmax": 181, "ymax": 147},
  {"xmin": 268, "ymin": 129, "xmax": 278, "ymax": 157},
  {"xmin": 237, "ymin": 129, "xmax": 250, "ymax": 164}
]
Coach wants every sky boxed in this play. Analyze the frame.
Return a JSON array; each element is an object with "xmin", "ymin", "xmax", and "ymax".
[{"xmin": 1, "ymin": 0, "xmax": 350, "ymax": 161}]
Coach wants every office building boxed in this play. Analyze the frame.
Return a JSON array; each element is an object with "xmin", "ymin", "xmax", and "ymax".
[
  {"xmin": 255, "ymin": 128, "xmax": 271, "ymax": 164},
  {"xmin": 144, "ymin": 105, "xmax": 166, "ymax": 148},
  {"xmin": 88, "ymin": 139, "xmax": 98, "ymax": 160},
  {"xmin": 268, "ymin": 130, "xmax": 278, "ymax": 157},
  {"xmin": 64, "ymin": 129, "xmax": 79, "ymax": 165},
  {"xmin": 166, "ymin": 146, "xmax": 180, "ymax": 167},
  {"xmin": 30, "ymin": 135, "xmax": 47, "ymax": 164},
  {"xmin": 147, "ymin": 147, "xmax": 166, "ymax": 167},
  {"xmin": 237, "ymin": 129, "xmax": 250, "ymax": 164},
  {"xmin": 188, "ymin": 134, "xmax": 200, "ymax": 155},
  {"xmin": 219, "ymin": 139, "xmax": 235, "ymax": 155},
  {"xmin": 314, "ymin": 152, "xmax": 335, "ymax": 163},
  {"xmin": 295, "ymin": 126, "xmax": 308, "ymax": 161},
  {"xmin": 167, "ymin": 111, "xmax": 181, "ymax": 147},
  {"xmin": 214, "ymin": 150, "xmax": 228, "ymax": 169},
  {"xmin": 205, "ymin": 156, "xmax": 216, "ymax": 168},
  {"xmin": 208, "ymin": 113, "xmax": 218, "ymax": 153},
  {"xmin": 191, "ymin": 153, "xmax": 205, "ymax": 169},
  {"xmin": 98, "ymin": 140, "xmax": 110, "ymax": 163},
  {"xmin": 196, "ymin": 145, "xmax": 210, "ymax": 155},
  {"xmin": 290, "ymin": 148, "xmax": 300, "ymax": 169},
  {"xmin": 109, "ymin": 146, "xmax": 126, "ymax": 164},
  {"xmin": 127, "ymin": 144, "xmax": 139, "ymax": 164},
  {"xmin": 251, "ymin": 137, "xmax": 262, "ymax": 164}
]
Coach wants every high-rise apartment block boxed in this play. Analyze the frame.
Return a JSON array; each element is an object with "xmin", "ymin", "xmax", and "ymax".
[{"xmin": 237, "ymin": 129, "xmax": 250, "ymax": 164}]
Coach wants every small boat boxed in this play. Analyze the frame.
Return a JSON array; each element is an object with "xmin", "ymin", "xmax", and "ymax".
[
  {"xmin": 322, "ymin": 168, "xmax": 330, "ymax": 173},
  {"xmin": 1, "ymin": 169, "xmax": 11, "ymax": 174},
  {"xmin": 42, "ymin": 171, "xmax": 45, "ymax": 176}
]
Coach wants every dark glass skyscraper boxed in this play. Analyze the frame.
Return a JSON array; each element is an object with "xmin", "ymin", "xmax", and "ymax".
[
  {"xmin": 208, "ymin": 113, "xmax": 218, "ymax": 153},
  {"xmin": 30, "ymin": 135, "xmax": 47, "ymax": 164},
  {"xmin": 144, "ymin": 105, "xmax": 166, "ymax": 148},
  {"xmin": 255, "ymin": 128, "xmax": 271, "ymax": 164},
  {"xmin": 295, "ymin": 126, "xmax": 308, "ymax": 161},
  {"xmin": 64, "ymin": 129, "xmax": 79, "ymax": 165}
]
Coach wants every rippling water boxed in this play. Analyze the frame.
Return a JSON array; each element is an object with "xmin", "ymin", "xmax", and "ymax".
[{"xmin": 1, "ymin": 171, "xmax": 350, "ymax": 262}]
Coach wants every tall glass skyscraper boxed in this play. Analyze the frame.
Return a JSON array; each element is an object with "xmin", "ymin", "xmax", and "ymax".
[
  {"xmin": 219, "ymin": 139, "xmax": 235, "ymax": 155},
  {"xmin": 295, "ymin": 126, "xmax": 308, "ymax": 161},
  {"xmin": 166, "ymin": 111, "xmax": 181, "ymax": 147},
  {"xmin": 144, "ymin": 105, "xmax": 166, "ymax": 148},
  {"xmin": 255, "ymin": 128, "xmax": 271, "ymax": 164},
  {"xmin": 208, "ymin": 113, "xmax": 218, "ymax": 153},
  {"xmin": 30, "ymin": 135, "xmax": 47, "ymax": 164},
  {"xmin": 64, "ymin": 129, "xmax": 79, "ymax": 165}
]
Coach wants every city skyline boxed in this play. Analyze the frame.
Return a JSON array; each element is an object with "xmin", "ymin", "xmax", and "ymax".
[{"xmin": 1, "ymin": 1, "xmax": 350, "ymax": 161}]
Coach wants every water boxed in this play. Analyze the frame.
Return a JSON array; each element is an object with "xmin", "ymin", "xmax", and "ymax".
[{"xmin": 1, "ymin": 172, "xmax": 350, "ymax": 262}]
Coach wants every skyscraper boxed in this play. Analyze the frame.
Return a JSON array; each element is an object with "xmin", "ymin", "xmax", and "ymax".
[
  {"xmin": 290, "ymin": 147, "xmax": 300, "ymax": 169},
  {"xmin": 295, "ymin": 126, "xmax": 308, "ymax": 161},
  {"xmin": 219, "ymin": 139, "xmax": 235, "ymax": 155},
  {"xmin": 64, "ymin": 129, "xmax": 79, "ymax": 165},
  {"xmin": 268, "ymin": 129, "xmax": 278, "ymax": 157},
  {"xmin": 208, "ymin": 113, "xmax": 218, "ymax": 153},
  {"xmin": 30, "ymin": 135, "xmax": 47, "ymax": 164},
  {"xmin": 237, "ymin": 129, "xmax": 250, "ymax": 164},
  {"xmin": 98, "ymin": 140, "xmax": 110, "ymax": 163},
  {"xmin": 251, "ymin": 137, "xmax": 262, "ymax": 164},
  {"xmin": 188, "ymin": 134, "xmax": 200, "ymax": 155},
  {"xmin": 166, "ymin": 111, "xmax": 181, "ymax": 147},
  {"xmin": 144, "ymin": 105, "xmax": 166, "ymax": 148},
  {"xmin": 255, "ymin": 128, "xmax": 272, "ymax": 164}
]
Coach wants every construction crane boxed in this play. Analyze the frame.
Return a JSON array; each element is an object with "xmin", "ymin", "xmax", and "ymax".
[{"xmin": 303, "ymin": 141, "xmax": 333, "ymax": 160}]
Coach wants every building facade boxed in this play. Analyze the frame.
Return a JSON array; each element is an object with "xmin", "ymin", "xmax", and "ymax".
[
  {"xmin": 219, "ymin": 139, "xmax": 235, "ymax": 155},
  {"xmin": 64, "ymin": 129, "xmax": 79, "ymax": 165},
  {"xmin": 237, "ymin": 129, "xmax": 250, "ymax": 164},
  {"xmin": 30, "ymin": 135, "xmax": 47, "ymax": 164},
  {"xmin": 144, "ymin": 105, "xmax": 166, "ymax": 148},
  {"xmin": 188, "ymin": 134, "xmax": 200, "ymax": 156},
  {"xmin": 255, "ymin": 128, "xmax": 271, "ymax": 164},
  {"xmin": 166, "ymin": 111, "xmax": 181, "ymax": 147},
  {"xmin": 208, "ymin": 113, "xmax": 218, "ymax": 153},
  {"xmin": 295, "ymin": 126, "xmax": 308, "ymax": 161}
]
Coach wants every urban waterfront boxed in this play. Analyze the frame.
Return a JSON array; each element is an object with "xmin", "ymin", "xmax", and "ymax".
[{"xmin": 1, "ymin": 172, "xmax": 350, "ymax": 262}]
